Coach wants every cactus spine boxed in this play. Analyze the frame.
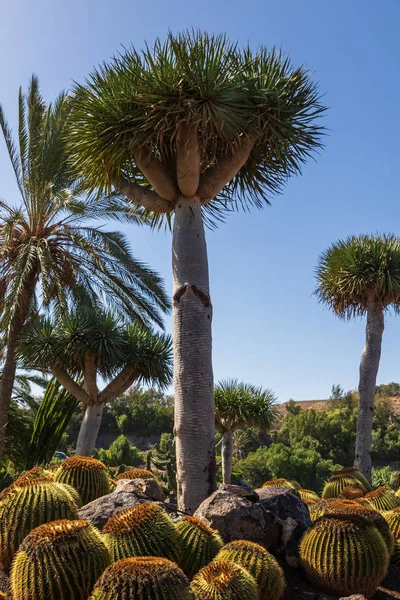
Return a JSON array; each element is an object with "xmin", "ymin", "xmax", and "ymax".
[
  {"xmin": 363, "ymin": 486, "xmax": 400, "ymax": 512},
  {"xmin": 339, "ymin": 483, "xmax": 366, "ymax": 500},
  {"xmin": 90, "ymin": 556, "xmax": 192, "ymax": 600},
  {"xmin": 383, "ymin": 506, "xmax": 400, "ymax": 563},
  {"xmin": 332, "ymin": 467, "xmax": 373, "ymax": 491},
  {"xmin": 298, "ymin": 489, "xmax": 320, "ymax": 504},
  {"xmin": 262, "ymin": 478, "xmax": 298, "ymax": 489},
  {"xmin": 11, "ymin": 520, "xmax": 110, "ymax": 600},
  {"xmin": 14, "ymin": 467, "xmax": 55, "ymax": 484},
  {"xmin": 321, "ymin": 474, "xmax": 364, "ymax": 499},
  {"xmin": 308, "ymin": 498, "xmax": 337, "ymax": 522},
  {"xmin": 216, "ymin": 540, "xmax": 285, "ymax": 600},
  {"xmin": 55, "ymin": 456, "xmax": 110, "ymax": 504},
  {"xmin": 176, "ymin": 516, "xmax": 223, "ymax": 578},
  {"xmin": 190, "ymin": 559, "xmax": 258, "ymax": 600},
  {"xmin": 299, "ymin": 516, "xmax": 389, "ymax": 597},
  {"xmin": 103, "ymin": 502, "xmax": 181, "ymax": 563},
  {"xmin": 0, "ymin": 478, "xmax": 79, "ymax": 569},
  {"xmin": 115, "ymin": 468, "xmax": 155, "ymax": 481}
]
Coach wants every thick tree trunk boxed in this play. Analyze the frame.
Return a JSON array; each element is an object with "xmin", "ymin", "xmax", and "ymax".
[
  {"xmin": 76, "ymin": 403, "xmax": 105, "ymax": 457},
  {"xmin": 354, "ymin": 302, "xmax": 384, "ymax": 480},
  {"xmin": 221, "ymin": 429, "xmax": 233, "ymax": 484},
  {"xmin": 172, "ymin": 197, "xmax": 215, "ymax": 513}
]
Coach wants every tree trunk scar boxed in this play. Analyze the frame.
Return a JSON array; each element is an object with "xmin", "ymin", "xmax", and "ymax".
[{"xmin": 173, "ymin": 284, "xmax": 211, "ymax": 307}]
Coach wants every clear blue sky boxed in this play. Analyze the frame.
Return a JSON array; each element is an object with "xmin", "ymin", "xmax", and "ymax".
[{"xmin": 1, "ymin": 0, "xmax": 400, "ymax": 402}]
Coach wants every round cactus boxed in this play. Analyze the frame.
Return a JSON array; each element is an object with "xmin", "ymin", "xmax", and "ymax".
[
  {"xmin": 103, "ymin": 502, "xmax": 181, "ymax": 563},
  {"xmin": 14, "ymin": 466, "xmax": 55, "ymax": 484},
  {"xmin": 298, "ymin": 489, "xmax": 320, "ymax": 504},
  {"xmin": 364, "ymin": 486, "xmax": 400, "ymax": 512},
  {"xmin": 176, "ymin": 516, "xmax": 223, "ymax": 578},
  {"xmin": 262, "ymin": 478, "xmax": 298, "ymax": 489},
  {"xmin": 216, "ymin": 540, "xmax": 285, "ymax": 600},
  {"xmin": 332, "ymin": 467, "xmax": 373, "ymax": 491},
  {"xmin": 190, "ymin": 559, "xmax": 258, "ymax": 600},
  {"xmin": 285, "ymin": 478, "xmax": 301, "ymax": 490},
  {"xmin": 383, "ymin": 506, "xmax": 400, "ymax": 563},
  {"xmin": 11, "ymin": 519, "xmax": 110, "ymax": 600},
  {"xmin": 299, "ymin": 516, "xmax": 389, "ymax": 597},
  {"xmin": 321, "ymin": 499, "xmax": 394, "ymax": 554},
  {"xmin": 308, "ymin": 498, "xmax": 337, "ymax": 522},
  {"xmin": 55, "ymin": 456, "xmax": 110, "ymax": 504},
  {"xmin": 0, "ymin": 478, "xmax": 79, "ymax": 569},
  {"xmin": 90, "ymin": 556, "xmax": 192, "ymax": 599},
  {"xmin": 339, "ymin": 483, "xmax": 366, "ymax": 500},
  {"xmin": 321, "ymin": 474, "xmax": 364, "ymax": 499},
  {"xmin": 115, "ymin": 468, "xmax": 155, "ymax": 481}
]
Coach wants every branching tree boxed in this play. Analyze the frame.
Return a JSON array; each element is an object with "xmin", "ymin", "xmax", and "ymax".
[
  {"xmin": 20, "ymin": 306, "xmax": 173, "ymax": 456},
  {"xmin": 69, "ymin": 31, "xmax": 326, "ymax": 511},
  {"xmin": 214, "ymin": 379, "xmax": 277, "ymax": 484},
  {"xmin": 315, "ymin": 234, "xmax": 400, "ymax": 480}
]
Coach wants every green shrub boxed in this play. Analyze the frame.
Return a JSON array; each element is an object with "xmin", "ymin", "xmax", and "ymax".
[{"xmin": 93, "ymin": 436, "xmax": 141, "ymax": 468}]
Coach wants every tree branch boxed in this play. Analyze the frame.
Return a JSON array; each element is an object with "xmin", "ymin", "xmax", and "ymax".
[
  {"xmin": 197, "ymin": 134, "xmax": 258, "ymax": 204},
  {"xmin": 176, "ymin": 124, "xmax": 200, "ymax": 197},
  {"xmin": 51, "ymin": 365, "xmax": 89, "ymax": 405},
  {"xmin": 83, "ymin": 353, "xmax": 98, "ymax": 403},
  {"xmin": 133, "ymin": 146, "xmax": 180, "ymax": 202},
  {"xmin": 113, "ymin": 174, "xmax": 175, "ymax": 213},
  {"xmin": 98, "ymin": 363, "xmax": 139, "ymax": 404}
]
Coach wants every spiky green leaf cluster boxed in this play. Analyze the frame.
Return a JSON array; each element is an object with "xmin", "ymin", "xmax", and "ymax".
[
  {"xmin": 176, "ymin": 516, "xmax": 223, "ymax": 578},
  {"xmin": 0, "ymin": 478, "xmax": 79, "ymax": 569},
  {"xmin": 11, "ymin": 519, "xmax": 110, "ymax": 600},
  {"xmin": 315, "ymin": 234, "xmax": 400, "ymax": 318},
  {"xmin": 300, "ymin": 516, "xmax": 389, "ymax": 596},
  {"xmin": 90, "ymin": 556, "xmax": 191, "ymax": 600},
  {"xmin": 190, "ymin": 559, "xmax": 258, "ymax": 600},
  {"xmin": 103, "ymin": 502, "xmax": 181, "ymax": 563},
  {"xmin": 54, "ymin": 456, "xmax": 110, "ymax": 504},
  {"xmin": 216, "ymin": 540, "xmax": 285, "ymax": 600}
]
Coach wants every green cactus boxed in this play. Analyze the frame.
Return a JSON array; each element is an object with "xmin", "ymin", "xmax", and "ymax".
[
  {"xmin": 90, "ymin": 556, "xmax": 192, "ymax": 600},
  {"xmin": 383, "ymin": 506, "xmax": 400, "ymax": 563},
  {"xmin": 176, "ymin": 516, "xmax": 223, "ymax": 578},
  {"xmin": 103, "ymin": 502, "xmax": 181, "ymax": 563},
  {"xmin": 298, "ymin": 489, "xmax": 320, "ymax": 504},
  {"xmin": 14, "ymin": 466, "xmax": 55, "ymax": 484},
  {"xmin": 262, "ymin": 478, "xmax": 298, "ymax": 489},
  {"xmin": 148, "ymin": 436, "xmax": 177, "ymax": 498},
  {"xmin": 11, "ymin": 519, "xmax": 110, "ymax": 600},
  {"xmin": 321, "ymin": 474, "xmax": 364, "ymax": 499},
  {"xmin": 308, "ymin": 498, "xmax": 340, "ymax": 522},
  {"xmin": 299, "ymin": 516, "xmax": 390, "ymax": 597},
  {"xmin": 286, "ymin": 478, "xmax": 301, "ymax": 490},
  {"xmin": 339, "ymin": 483, "xmax": 366, "ymax": 500},
  {"xmin": 363, "ymin": 486, "xmax": 400, "ymax": 512},
  {"xmin": 216, "ymin": 540, "xmax": 285, "ymax": 600},
  {"xmin": 332, "ymin": 467, "xmax": 373, "ymax": 491},
  {"xmin": 115, "ymin": 468, "xmax": 155, "ymax": 481},
  {"xmin": 55, "ymin": 456, "xmax": 110, "ymax": 504},
  {"xmin": 190, "ymin": 559, "xmax": 258, "ymax": 600},
  {"xmin": 0, "ymin": 478, "xmax": 79, "ymax": 569}
]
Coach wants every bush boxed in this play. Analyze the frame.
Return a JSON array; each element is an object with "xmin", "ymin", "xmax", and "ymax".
[{"xmin": 93, "ymin": 436, "xmax": 141, "ymax": 468}]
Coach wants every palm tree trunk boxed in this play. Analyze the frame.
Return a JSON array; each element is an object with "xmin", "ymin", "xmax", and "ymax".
[
  {"xmin": 76, "ymin": 403, "xmax": 105, "ymax": 457},
  {"xmin": 173, "ymin": 197, "xmax": 215, "ymax": 513},
  {"xmin": 354, "ymin": 301, "xmax": 384, "ymax": 480},
  {"xmin": 221, "ymin": 429, "xmax": 233, "ymax": 484}
]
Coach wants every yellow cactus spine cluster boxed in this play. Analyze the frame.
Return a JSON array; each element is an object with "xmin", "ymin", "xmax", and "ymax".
[
  {"xmin": 176, "ymin": 516, "xmax": 223, "ymax": 578},
  {"xmin": 55, "ymin": 456, "xmax": 110, "ymax": 504},
  {"xmin": 115, "ymin": 468, "xmax": 155, "ymax": 481},
  {"xmin": 190, "ymin": 559, "xmax": 258, "ymax": 600}
]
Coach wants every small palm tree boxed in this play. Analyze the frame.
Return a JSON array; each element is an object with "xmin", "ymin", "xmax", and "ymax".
[
  {"xmin": 214, "ymin": 379, "xmax": 277, "ymax": 484},
  {"xmin": 315, "ymin": 234, "xmax": 400, "ymax": 480},
  {"xmin": 0, "ymin": 76, "xmax": 170, "ymax": 456},
  {"xmin": 69, "ymin": 31, "xmax": 325, "ymax": 511},
  {"xmin": 20, "ymin": 305, "xmax": 172, "ymax": 456}
]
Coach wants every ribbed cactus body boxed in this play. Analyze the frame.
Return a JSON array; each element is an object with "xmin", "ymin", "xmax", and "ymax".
[
  {"xmin": 262, "ymin": 478, "xmax": 298, "ymax": 489},
  {"xmin": 11, "ymin": 520, "xmax": 110, "ymax": 600},
  {"xmin": 55, "ymin": 456, "xmax": 110, "ymax": 504},
  {"xmin": 176, "ymin": 516, "xmax": 223, "ymax": 578},
  {"xmin": 364, "ymin": 486, "xmax": 400, "ymax": 512},
  {"xmin": 0, "ymin": 479, "xmax": 79, "ymax": 569},
  {"xmin": 190, "ymin": 559, "xmax": 258, "ymax": 600},
  {"xmin": 90, "ymin": 556, "xmax": 191, "ymax": 600},
  {"xmin": 298, "ymin": 489, "xmax": 320, "ymax": 504},
  {"xmin": 299, "ymin": 517, "xmax": 389, "ymax": 597},
  {"xmin": 103, "ymin": 502, "xmax": 181, "ymax": 563},
  {"xmin": 286, "ymin": 478, "xmax": 301, "ymax": 490},
  {"xmin": 308, "ymin": 499, "xmax": 336, "ymax": 522},
  {"xmin": 14, "ymin": 467, "xmax": 55, "ymax": 484},
  {"xmin": 216, "ymin": 540, "xmax": 285, "ymax": 600},
  {"xmin": 383, "ymin": 507, "xmax": 400, "ymax": 563},
  {"xmin": 333, "ymin": 467, "xmax": 373, "ymax": 491},
  {"xmin": 339, "ymin": 483, "xmax": 366, "ymax": 500},
  {"xmin": 115, "ymin": 469, "xmax": 155, "ymax": 481},
  {"xmin": 322, "ymin": 475, "xmax": 364, "ymax": 499}
]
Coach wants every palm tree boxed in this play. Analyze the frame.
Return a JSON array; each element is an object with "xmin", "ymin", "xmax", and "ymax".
[
  {"xmin": 214, "ymin": 379, "xmax": 277, "ymax": 484},
  {"xmin": 20, "ymin": 305, "xmax": 172, "ymax": 456},
  {"xmin": 69, "ymin": 31, "xmax": 326, "ymax": 511},
  {"xmin": 0, "ymin": 76, "xmax": 170, "ymax": 456},
  {"xmin": 315, "ymin": 234, "xmax": 400, "ymax": 480}
]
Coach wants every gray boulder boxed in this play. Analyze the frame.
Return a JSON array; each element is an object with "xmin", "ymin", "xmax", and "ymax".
[
  {"xmin": 115, "ymin": 478, "xmax": 165, "ymax": 502},
  {"xmin": 78, "ymin": 490, "xmax": 140, "ymax": 530}
]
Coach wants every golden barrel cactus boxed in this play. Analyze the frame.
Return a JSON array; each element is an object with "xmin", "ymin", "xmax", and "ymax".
[
  {"xmin": 115, "ymin": 469, "xmax": 155, "ymax": 481},
  {"xmin": 190, "ymin": 559, "xmax": 258, "ymax": 600},
  {"xmin": 11, "ymin": 520, "xmax": 110, "ymax": 600},
  {"xmin": 363, "ymin": 486, "xmax": 400, "ymax": 512},
  {"xmin": 383, "ymin": 506, "xmax": 400, "ymax": 563},
  {"xmin": 216, "ymin": 540, "xmax": 285, "ymax": 600},
  {"xmin": 55, "ymin": 456, "xmax": 110, "ymax": 504},
  {"xmin": 298, "ymin": 489, "xmax": 320, "ymax": 504},
  {"xmin": 90, "ymin": 556, "xmax": 191, "ymax": 600},
  {"xmin": 321, "ymin": 474, "xmax": 364, "ymax": 499},
  {"xmin": 339, "ymin": 483, "xmax": 366, "ymax": 500},
  {"xmin": 332, "ymin": 467, "xmax": 372, "ymax": 491},
  {"xmin": 262, "ymin": 478, "xmax": 298, "ymax": 490},
  {"xmin": 176, "ymin": 516, "xmax": 223, "ymax": 578}
]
